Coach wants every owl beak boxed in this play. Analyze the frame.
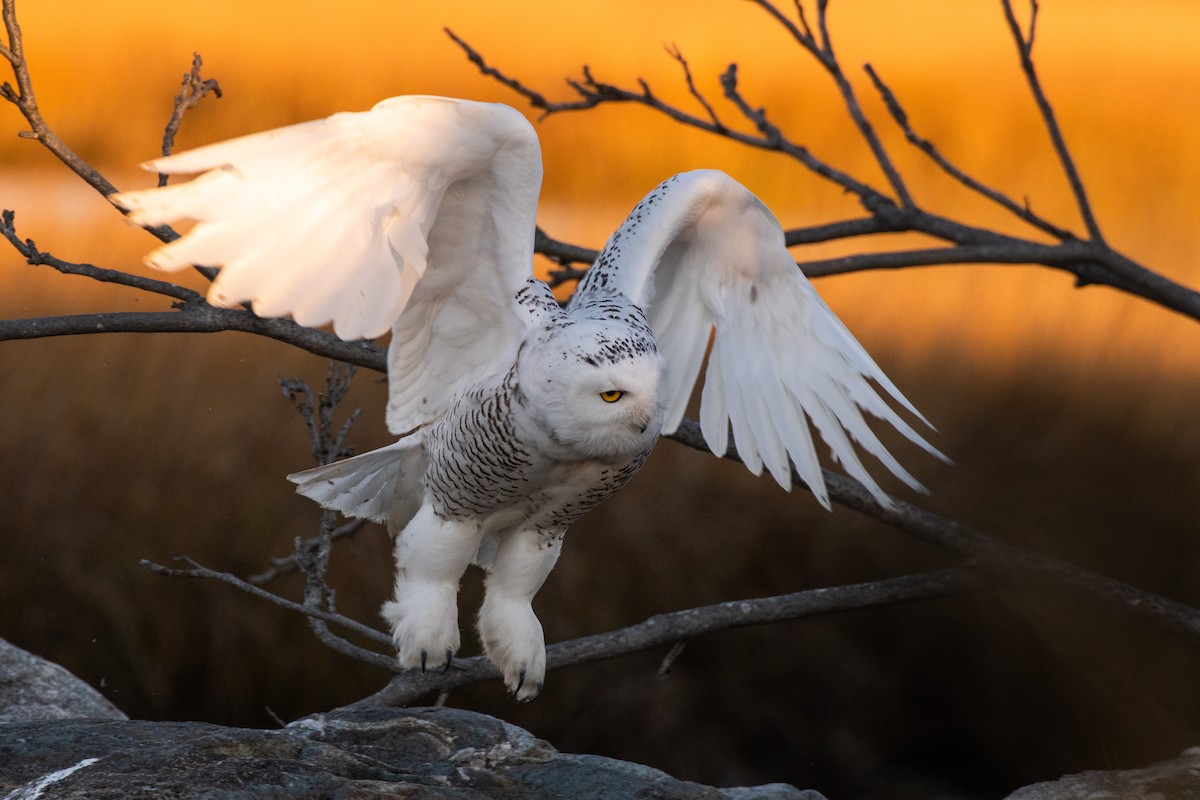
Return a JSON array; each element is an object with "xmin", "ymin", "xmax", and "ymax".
[{"xmin": 632, "ymin": 406, "xmax": 658, "ymax": 436}]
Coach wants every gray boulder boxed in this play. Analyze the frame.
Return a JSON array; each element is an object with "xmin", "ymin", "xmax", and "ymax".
[
  {"xmin": 0, "ymin": 705, "xmax": 822, "ymax": 799},
  {"xmin": 1004, "ymin": 746, "xmax": 1200, "ymax": 800},
  {"xmin": 0, "ymin": 638, "xmax": 126, "ymax": 723}
]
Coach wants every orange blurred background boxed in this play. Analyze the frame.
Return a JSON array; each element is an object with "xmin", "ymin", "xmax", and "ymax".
[{"xmin": 3, "ymin": 1, "xmax": 1200, "ymax": 798}]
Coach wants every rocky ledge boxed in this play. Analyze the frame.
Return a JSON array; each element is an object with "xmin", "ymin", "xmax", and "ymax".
[
  {"xmin": 3, "ymin": 638, "xmax": 1199, "ymax": 799},
  {"xmin": 0, "ymin": 706, "xmax": 817, "ymax": 799}
]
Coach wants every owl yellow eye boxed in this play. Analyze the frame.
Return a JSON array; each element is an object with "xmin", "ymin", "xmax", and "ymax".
[{"xmin": 599, "ymin": 390, "xmax": 624, "ymax": 403}]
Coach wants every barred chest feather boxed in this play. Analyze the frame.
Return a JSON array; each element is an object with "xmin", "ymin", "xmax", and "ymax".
[{"xmin": 422, "ymin": 366, "xmax": 658, "ymax": 532}]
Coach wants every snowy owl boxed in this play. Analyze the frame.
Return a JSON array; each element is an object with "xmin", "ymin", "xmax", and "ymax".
[{"xmin": 112, "ymin": 96, "xmax": 943, "ymax": 700}]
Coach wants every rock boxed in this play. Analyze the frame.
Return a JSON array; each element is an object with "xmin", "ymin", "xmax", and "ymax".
[
  {"xmin": 0, "ymin": 638, "xmax": 126, "ymax": 723},
  {"xmin": 0, "ymin": 706, "xmax": 826, "ymax": 799},
  {"xmin": 1004, "ymin": 747, "xmax": 1200, "ymax": 799},
  {"xmin": 6, "ymin": 639, "xmax": 1195, "ymax": 799}
]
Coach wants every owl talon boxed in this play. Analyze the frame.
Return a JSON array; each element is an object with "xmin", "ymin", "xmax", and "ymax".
[
  {"xmin": 384, "ymin": 582, "xmax": 461, "ymax": 675},
  {"xmin": 514, "ymin": 667, "xmax": 526, "ymax": 694},
  {"xmin": 443, "ymin": 648, "xmax": 454, "ymax": 674}
]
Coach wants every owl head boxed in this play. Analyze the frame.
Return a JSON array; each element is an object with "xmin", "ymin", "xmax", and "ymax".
[{"xmin": 516, "ymin": 312, "xmax": 665, "ymax": 463}]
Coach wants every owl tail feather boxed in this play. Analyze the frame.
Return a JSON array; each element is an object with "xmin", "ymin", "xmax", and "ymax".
[{"xmin": 287, "ymin": 434, "xmax": 427, "ymax": 535}]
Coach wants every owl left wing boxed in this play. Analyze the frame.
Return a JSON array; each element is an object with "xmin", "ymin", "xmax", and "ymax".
[
  {"xmin": 112, "ymin": 96, "xmax": 543, "ymax": 434},
  {"xmin": 574, "ymin": 170, "xmax": 946, "ymax": 509}
]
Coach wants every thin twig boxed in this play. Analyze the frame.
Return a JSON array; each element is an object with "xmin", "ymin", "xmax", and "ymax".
[
  {"xmin": 1000, "ymin": 0, "xmax": 1103, "ymax": 242},
  {"xmin": 665, "ymin": 43, "xmax": 725, "ymax": 131},
  {"xmin": 812, "ymin": 1, "xmax": 914, "ymax": 207},
  {"xmin": 444, "ymin": 27, "xmax": 599, "ymax": 117},
  {"xmin": 655, "ymin": 641, "xmax": 688, "ymax": 679},
  {"xmin": 718, "ymin": 63, "xmax": 886, "ymax": 201},
  {"xmin": 747, "ymin": 0, "xmax": 913, "ymax": 206},
  {"xmin": 290, "ymin": 510, "xmax": 379, "ymax": 664},
  {"xmin": 752, "ymin": 0, "xmax": 819, "ymax": 50},
  {"xmin": 863, "ymin": 63, "xmax": 1075, "ymax": 242},
  {"xmin": 0, "ymin": 0, "xmax": 118, "ymax": 198},
  {"xmin": 280, "ymin": 362, "xmax": 361, "ymax": 467},
  {"xmin": 141, "ymin": 556, "xmax": 397, "ymax": 660},
  {"xmin": 250, "ymin": 519, "xmax": 370, "ymax": 585},
  {"xmin": 2, "ymin": 210, "xmax": 203, "ymax": 301},
  {"xmin": 158, "ymin": 53, "xmax": 222, "ymax": 184}
]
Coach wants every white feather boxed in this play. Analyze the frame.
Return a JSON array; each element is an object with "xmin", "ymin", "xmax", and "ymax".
[
  {"xmin": 112, "ymin": 96, "xmax": 541, "ymax": 431},
  {"xmin": 288, "ymin": 436, "xmax": 427, "ymax": 530},
  {"xmin": 575, "ymin": 169, "xmax": 946, "ymax": 508}
]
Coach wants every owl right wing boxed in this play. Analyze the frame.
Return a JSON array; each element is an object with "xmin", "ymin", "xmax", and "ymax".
[
  {"xmin": 112, "ymin": 96, "xmax": 543, "ymax": 433},
  {"xmin": 572, "ymin": 170, "xmax": 946, "ymax": 509}
]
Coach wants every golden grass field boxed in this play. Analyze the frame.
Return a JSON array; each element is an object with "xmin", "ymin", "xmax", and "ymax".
[{"xmin": 3, "ymin": 1, "xmax": 1200, "ymax": 797}]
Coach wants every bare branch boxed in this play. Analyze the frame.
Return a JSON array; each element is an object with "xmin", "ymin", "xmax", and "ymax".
[
  {"xmin": 449, "ymin": 28, "xmax": 892, "ymax": 207},
  {"xmin": 144, "ymin": 401, "xmax": 1200, "ymax": 707},
  {"xmin": 444, "ymin": 27, "xmax": 598, "ymax": 116},
  {"xmin": 0, "ymin": 304, "xmax": 388, "ymax": 372},
  {"xmin": 342, "ymin": 565, "xmax": 994, "ymax": 708},
  {"xmin": 1025, "ymin": 0, "xmax": 1040, "ymax": 52},
  {"xmin": 534, "ymin": 226, "xmax": 598, "ymax": 266},
  {"xmin": 250, "ymin": 519, "xmax": 370, "ymax": 585},
  {"xmin": 666, "ymin": 418, "xmax": 1200, "ymax": 648},
  {"xmin": 747, "ymin": 0, "xmax": 913, "ymax": 206},
  {"xmin": 280, "ymin": 362, "xmax": 361, "ymax": 467},
  {"xmin": 863, "ymin": 63, "xmax": 1075, "ymax": 241},
  {"xmin": 750, "ymin": 0, "xmax": 819, "ymax": 51},
  {"xmin": 1000, "ymin": 0, "xmax": 1103, "ymax": 242},
  {"xmin": 141, "ymin": 556, "xmax": 398, "ymax": 665},
  {"xmin": 1, "ymin": 0, "xmax": 204, "ymax": 259},
  {"xmin": 11, "ymin": 204, "xmax": 1196, "ymax": 375},
  {"xmin": 2, "ymin": 210, "xmax": 202, "ymax": 301},
  {"xmin": 793, "ymin": 0, "xmax": 814, "ymax": 41},
  {"xmin": 784, "ymin": 217, "xmax": 890, "ymax": 245},
  {"xmin": 811, "ymin": 4, "xmax": 913, "ymax": 207},
  {"xmin": 664, "ymin": 43, "xmax": 725, "ymax": 131},
  {"xmin": 292, "ymin": 510, "xmax": 380, "ymax": 664},
  {"xmin": 450, "ymin": 22, "xmax": 1200, "ymax": 324},
  {"xmin": 717, "ymin": 63, "xmax": 887, "ymax": 201},
  {"xmin": 158, "ymin": 53, "xmax": 222, "ymax": 185},
  {"xmin": 1, "ymin": 0, "xmax": 118, "ymax": 198}
]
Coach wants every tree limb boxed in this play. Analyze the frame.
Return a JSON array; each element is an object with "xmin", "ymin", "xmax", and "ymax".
[
  {"xmin": 0, "ymin": 304, "xmax": 388, "ymax": 369},
  {"xmin": 338, "ymin": 566, "xmax": 997, "ymax": 709}
]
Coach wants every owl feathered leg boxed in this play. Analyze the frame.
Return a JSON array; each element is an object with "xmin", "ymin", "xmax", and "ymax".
[
  {"xmin": 477, "ymin": 527, "xmax": 564, "ymax": 701},
  {"xmin": 382, "ymin": 504, "xmax": 486, "ymax": 673}
]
